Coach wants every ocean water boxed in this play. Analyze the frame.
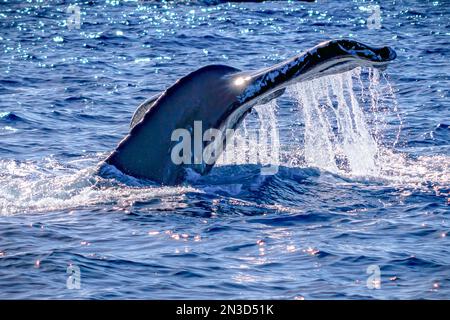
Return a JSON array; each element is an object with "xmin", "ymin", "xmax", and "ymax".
[{"xmin": 0, "ymin": 0, "xmax": 448, "ymax": 299}]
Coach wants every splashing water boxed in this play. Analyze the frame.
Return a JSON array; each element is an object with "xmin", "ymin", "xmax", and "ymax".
[
  {"xmin": 226, "ymin": 68, "xmax": 394, "ymax": 177},
  {"xmin": 217, "ymin": 99, "xmax": 280, "ymax": 168},
  {"xmin": 290, "ymin": 68, "xmax": 381, "ymax": 176},
  {"xmin": 285, "ymin": 68, "xmax": 448, "ymax": 188},
  {"xmin": 211, "ymin": 67, "xmax": 448, "ymax": 189}
]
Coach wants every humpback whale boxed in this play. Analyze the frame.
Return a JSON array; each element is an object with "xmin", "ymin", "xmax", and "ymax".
[{"xmin": 104, "ymin": 39, "xmax": 396, "ymax": 185}]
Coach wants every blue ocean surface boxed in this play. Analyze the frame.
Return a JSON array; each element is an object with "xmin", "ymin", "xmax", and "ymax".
[{"xmin": 0, "ymin": 0, "xmax": 448, "ymax": 299}]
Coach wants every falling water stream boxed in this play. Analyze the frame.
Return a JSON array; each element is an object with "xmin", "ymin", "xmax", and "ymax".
[
  {"xmin": 224, "ymin": 68, "xmax": 390, "ymax": 176},
  {"xmin": 227, "ymin": 67, "xmax": 448, "ymax": 189},
  {"xmin": 293, "ymin": 68, "xmax": 381, "ymax": 176}
]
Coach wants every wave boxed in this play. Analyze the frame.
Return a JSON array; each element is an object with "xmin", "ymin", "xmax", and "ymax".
[{"xmin": 0, "ymin": 112, "xmax": 27, "ymax": 123}]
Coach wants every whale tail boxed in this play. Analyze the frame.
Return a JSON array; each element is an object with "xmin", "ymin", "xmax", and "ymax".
[
  {"xmin": 105, "ymin": 39, "xmax": 396, "ymax": 184},
  {"xmin": 106, "ymin": 64, "xmax": 244, "ymax": 184}
]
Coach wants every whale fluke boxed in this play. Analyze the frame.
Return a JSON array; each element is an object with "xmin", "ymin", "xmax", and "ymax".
[{"xmin": 104, "ymin": 39, "xmax": 396, "ymax": 185}]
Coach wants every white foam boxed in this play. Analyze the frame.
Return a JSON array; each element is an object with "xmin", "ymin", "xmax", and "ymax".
[{"xmin": 0, "ymin": 156, "xmax": 199, "ymax": 216}]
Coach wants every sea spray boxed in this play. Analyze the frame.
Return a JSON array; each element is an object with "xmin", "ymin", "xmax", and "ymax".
[
  {"xmin": 217, "ymin": 99, "xmax": 280, "ymax": 169},
  {"xmin": 219, "ymin": 68, "xmax": 396, "ymax": 178},
  {"xmin": 214, "ymin": 67, "xmax": 449, "ymax": 188},
  {"xmin": 288, "ymin": 68, "xmax": 389, "ymax": 177}
]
